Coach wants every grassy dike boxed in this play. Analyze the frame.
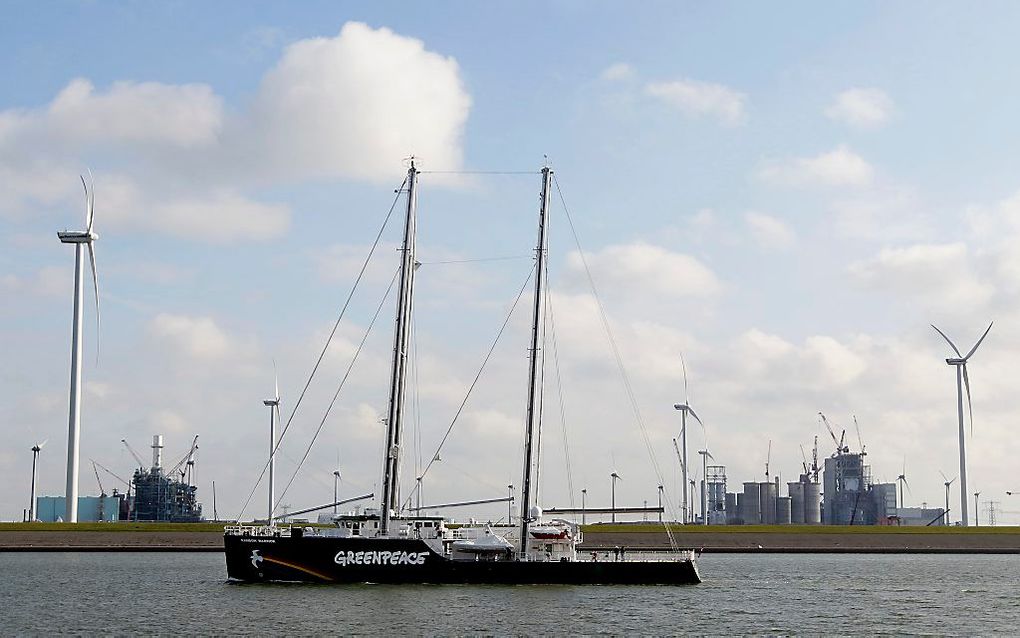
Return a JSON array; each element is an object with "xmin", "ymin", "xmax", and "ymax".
[{"xmin": 577, "ymin": 523, "xmax": 1020, "ymax": 553}]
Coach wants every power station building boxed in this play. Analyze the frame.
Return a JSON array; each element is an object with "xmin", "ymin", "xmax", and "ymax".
[
  {"xmin": 129, "ymin": 435, "xmax": 203, "ymax": 522},
  {"xmin": 34, "ymin": 495, "xmax": 123, "ymax": 522}
]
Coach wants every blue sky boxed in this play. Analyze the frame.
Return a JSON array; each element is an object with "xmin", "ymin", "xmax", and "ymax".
[{"xmin": 3, "ymin": 2, "xmax": 1020, "ymax": 524}]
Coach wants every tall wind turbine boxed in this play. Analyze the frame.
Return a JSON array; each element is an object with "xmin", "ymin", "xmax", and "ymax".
[
  {"xmin": 896, "ymin": 457, "xmax": 911, "ymax": 510},
  {"xmin": 931, "ymin": 322, "xmax": 992, "ymax": 527},
  {"xmin": 610, "ymin": 471, "xmax": 621, "ymax": 523},
  {"xmin": 58, "ymin": 172, "xmax": 101, "ymax": 523},
  {"xmin": 29, "ymin": 440, "xmax": 48, "ymax": 522},
  {"xmin": 698, "ymin": 449, "xmax": 714, "ymax": 526},
  {"xmin": 674, "ymin": 353, "xmax": 703, "ymax": 524},
  {"xmin": 263, "ymin": 365, "xmax": 281, "ymax": 521},
  {"xmin": 940, "ymin": 471, "xmax": 956, "ymax": 526}
]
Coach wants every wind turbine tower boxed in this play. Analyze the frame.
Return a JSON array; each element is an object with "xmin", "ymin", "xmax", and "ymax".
[
  {"xmin": 674, "ymin": 356, "xmax": 703, "ymax": 524},
  {"xmin": 264, "ymin": 370, "xmax": 281, "ymax": 522},
  {"xmin": 58, "ymin": 173, "xmax": 101, "ymax": 523},
  {"xmin": 932, "ymin": 322, "xmax": 992, "ymax": 527},
  {"xmin": 699, "ymin": 449, "xmax": 713, "ymax": 526},
  {"xmin": 29, "ymin": 441, "xmax": 47, "ymax": 522},
  {"xmin": 940, "ymin": 471, "xmax": 956, "ymax": 526}
]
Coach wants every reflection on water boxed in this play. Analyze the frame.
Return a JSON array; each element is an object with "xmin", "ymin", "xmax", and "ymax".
[{"xmin": 1, "ymin": 552, "xmax": 1017, "ymax": 635}]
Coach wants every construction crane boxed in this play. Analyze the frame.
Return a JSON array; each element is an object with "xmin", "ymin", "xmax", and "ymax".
[
  {"xmin": 91, "ymin": 461, "xmax": 107, "ymax": 497},
  {"xmin": 764, "ymin": 440, "xmax": 772, "ymax": 480},
  {"xmin": 167, "ymin": 435, "xmax": 199, "ymax": 478},
  {"xmin": 672, "ymin": 438, "xmax": 685, "ymax": 475},
  {"xmin": 92, "ymin": 459, "xmax": 132, "ymax": 493},
  {"xmin": 811, "ymin": 435, "xmax": 820, "ymax": 482},
  {"xmin": 818, "ymin": 412, "xmax": 849, "ymax": 456},
  {"xmin": 121, "ymin": 439, "xmax": 147, "ymax": 469},
  {"xmin": 800, "ymin": 444, "xmax": 810, "ymax": 476},
  {"xmin": 854, "ymin": 415, "xmax": 866, "ymax": 457}
]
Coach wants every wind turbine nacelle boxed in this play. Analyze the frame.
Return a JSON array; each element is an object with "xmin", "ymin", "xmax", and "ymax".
[
  {"xmin": 57, "ymin": 231, "xmax": 97, "ymax": 244},
  {"xmin": 946, "ymin": 358, "xmax": 965, "ymax": 365},
  {"xmin": 673, "ymin": 404, "xmax": 685, "ymax": 410}
]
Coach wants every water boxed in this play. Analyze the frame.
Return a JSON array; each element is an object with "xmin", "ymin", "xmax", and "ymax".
[{"xmin": 2, "ymin": 552, "xmax": 1018, "ymax": 635}]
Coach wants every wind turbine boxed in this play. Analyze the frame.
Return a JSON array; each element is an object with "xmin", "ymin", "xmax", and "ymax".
[
  {"xmin": 940, "ymin": 471, "xmax": 957, "ymax": 526},
  {"xmin": 29, "ymin": 440, "xmax": 48, "ymax": 522},
  {"xmin": 58, "ymin": 172, "xmax": 101, "ymax": 523},
  {"xmin": 931, "ymin": 322, "xmax": 993, "ymax": 527},
  {"xmin": 673, "ymin": 353, "xmax": 703, "ymax": 524},
  {"xmin": 699, "ymin": 449, "xmax": 714, "ymax": 526},
  {"xmin": 896, "ymin": 457, "xmax": 911, "ymax": 510},
  {"xmin": 263, "ymin": 364, "xmax": 281, "ymax": 521},
  {"xmin": 610, "ymin": 471, "xmax": 621, "ymax": 523}
]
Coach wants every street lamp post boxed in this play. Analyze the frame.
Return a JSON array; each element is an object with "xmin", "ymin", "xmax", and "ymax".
[
  {"xmin": 581, "ymin": 488, "xmax": 587, "ymax": 525},
  {"xmin": 507, "ymin": 484, "xmax": 513, "ymax": 524}
]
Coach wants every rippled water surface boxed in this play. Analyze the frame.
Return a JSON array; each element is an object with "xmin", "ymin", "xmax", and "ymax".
[{"xmin": 1, "ymin": 552, "xmax": 1018, "ymax": 635}]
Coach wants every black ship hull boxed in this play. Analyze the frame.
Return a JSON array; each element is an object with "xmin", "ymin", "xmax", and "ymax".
[{"xmin": 224, "ymin": 534, "xmax": 700, "ymax": 585}]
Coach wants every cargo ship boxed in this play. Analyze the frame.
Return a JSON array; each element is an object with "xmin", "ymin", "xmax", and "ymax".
[{"xmin": 224, "ymin": 162, "xmax": 701, "ymax": 585}]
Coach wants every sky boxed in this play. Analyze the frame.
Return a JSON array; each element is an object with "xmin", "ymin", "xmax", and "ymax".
[{"xmin": 3, "ymin": 2, "xmax": 1020, "ymax": 525}]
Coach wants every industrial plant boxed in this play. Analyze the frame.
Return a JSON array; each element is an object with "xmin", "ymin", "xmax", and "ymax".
[
  {"xmin": 678, "ymin": 413, "xmax": 950, "ymax": 527},
  {"xmin": 31, "ymin": 434, "xmax": 203, "ymax": 523}
]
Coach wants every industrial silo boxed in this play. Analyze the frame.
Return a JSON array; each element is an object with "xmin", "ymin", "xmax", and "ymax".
[
  {"xmin": 735, "ymin": 492, "xmax": 745, "ymax": 524},
  {"xmin": 742, "ymin": 482, "xmax": 760, "ymax": 524},
  {"xmin": 776, "ymin": 496, "xmax": 792, "ymax": 525},
  {"xmin": 788, "ymin": 482, "xmax": 805, "ymax": 524},
  {"xmin": 759, "ymin": 482, "xmax": 777, "ymax": 524},
  {"xmin": 725, "ymin": 492, "xmax": 737, "ymax": 525},
  {"xmin": 804, "ymin": 482, "xmax": 822, "ymax": 524}
]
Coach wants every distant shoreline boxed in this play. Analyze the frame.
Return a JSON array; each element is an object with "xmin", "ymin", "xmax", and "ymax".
[{"xmin": 2, "ymin": 524, "xmax": 1019, "ymax": 553}]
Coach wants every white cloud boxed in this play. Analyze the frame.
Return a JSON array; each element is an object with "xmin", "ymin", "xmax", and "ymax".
[
  {"xmin": 0, "ymin": 265, "xmax": 70, "ymax": 297},
  {"xmin": 154, "ymin": 192, "xmax": 290, "ymax": 243},
  {"xmin": 744, "ymin": 211, "xmax": 795, "ymax": 249},
  {"xmin": 644, "ymin": 78, "xmax": 747, "ymax": 126},
  {"xmin": 246, "ymin": 22, "xmax": 471, "ymax": 181},
  {"xmin": 149, "ymin": 314, "xmax": 238, "ymax": 360},
  {"xmin": 758, "ymin": 145, "xmax": 874, "ymax": 187},
  {"xmin": 0, "ymin": 21, "xmax": 472, "ymax": 241},
  {"xmin": 825, "ymin": 88, "xmax": 894, "ymax": 129},
  {"xmin": 600, "ymin": 63, "xmax": 634, "ymax": 81},
  {"xmin": 848, "ymin": 243, "xmax": 994, "ymax": 311},
  {"xmin": 567, "ymin": 242, "xmax": 722, "ymax": 298}
]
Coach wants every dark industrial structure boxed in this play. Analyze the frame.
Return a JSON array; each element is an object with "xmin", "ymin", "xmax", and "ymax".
[{"xmin": 128, "ymin": 434, "xmax": 203, "ymax": 522}]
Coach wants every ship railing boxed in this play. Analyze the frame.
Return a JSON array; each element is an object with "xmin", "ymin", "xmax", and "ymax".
[
  {"xmin": 577, "ymin": 549, "xmax": 697, "ymax": 563},
  {"xmin": 223, "ymin": 524, "xmax": 292, "ymax": 537}
]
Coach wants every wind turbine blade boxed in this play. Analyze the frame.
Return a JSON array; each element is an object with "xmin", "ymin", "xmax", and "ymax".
[
  {"xmin": 949, "ymin": 476, "xmax": 957, "ymax": 486},
  {"xmin": 87, "ymin": 241, "xmax": 100, "ymax": 362},
  {"xmin": 273, "ymin": 358, "xmax": 280, "ymax": 401},
  {"xmin": 903, "ymin": 476, "xmax": 912, "ymax": 495},
  {"xmin": 930, "ymin": 324, "xmax": 962, "ymax": 357},
  {"xmin": 39, "ymin": 439, "xmax": 48, "ymax": 449},
  {"xmin": 964, "ymin": 321, "xmax": 993, "ymax": 360},
  {"xmin": 687, "ymin": 406, "xmax": 705, "ymax": 430},
  {"xmin": 939, "ymin": 470, "xmax": 948, "ymax": 482},
  {"xmin": 85, "ymin": 168, "xmax": 95, "ymax": 234},
  {"xmin": 962, "ymin": 363, "xmax": 974, "ymax": 436},
  {"xmin": 80, "ymin": 174, "xmax": 89, "ymax": 227},
  {"xmin": 679, "ymin": 352, "xmax": 689, "ymax": 403}
]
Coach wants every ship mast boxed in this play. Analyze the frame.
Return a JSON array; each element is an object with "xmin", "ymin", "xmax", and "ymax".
[
  {"xmin": 380, "ymin": 160, "xmax": 419, "ymax": 537},
  {"xmin": 519, "ymin": 166, "xmax": 552, "ymax": 556}
]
